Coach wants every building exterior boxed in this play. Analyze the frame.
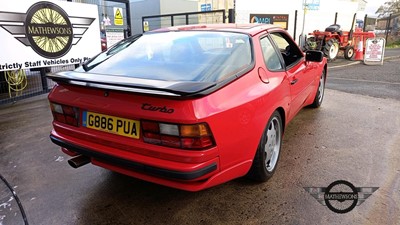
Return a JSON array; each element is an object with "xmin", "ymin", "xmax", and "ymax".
[
  {"xmin": 376, "ymin": 13, "xmax": 400, "ymax": 34},
  {"xmin": 235, "ymin": 0, "xmax": 368, "ymax": 38},
  {"xmin": 129, "ymin": 0, "xmax": 235, "ymax": 34},
  {"xmin": 129, "ymin": 0, "xmax": 369, "ymax": 38},
  {"xmin": 130, "ymin": 0, "xmax": 197, "ymax": 34}
]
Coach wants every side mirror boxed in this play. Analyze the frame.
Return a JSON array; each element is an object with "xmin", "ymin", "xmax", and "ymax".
[{"xmin": 305, "ymin": 50, "xmax": 324, "ymax": 62}]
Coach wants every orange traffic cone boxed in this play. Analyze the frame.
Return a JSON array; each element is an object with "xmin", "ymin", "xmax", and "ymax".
[{"xmin": 354, "ymin": 40, "xmax": 364, "ymax": 61}]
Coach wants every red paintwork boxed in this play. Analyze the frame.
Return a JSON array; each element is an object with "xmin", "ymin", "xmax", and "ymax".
[{"xmin": 48, "ymin": 24, "xmax": 327, "ymax": 191}]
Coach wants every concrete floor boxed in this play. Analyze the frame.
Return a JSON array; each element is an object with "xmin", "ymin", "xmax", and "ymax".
[{"xmin": 1, "ymin": 88, "xmax": 399, "ymax": 225}]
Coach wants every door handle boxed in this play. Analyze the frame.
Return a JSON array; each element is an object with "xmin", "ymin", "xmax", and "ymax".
[{"xmin": 290, "ymin": 78, "xmax": 298, "ymax": 85}]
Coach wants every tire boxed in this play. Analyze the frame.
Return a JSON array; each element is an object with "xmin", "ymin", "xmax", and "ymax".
[
  {"xmin": 305, "ymin": 36, "xmax": 317, "ymax": 51},
  {"xmin": 344, "ymin": 46, "xmax": 355, "ymax": 59},
  {"xmin": 247, "ymin": 111, "xmax": 283, "ymax": 182},
  {"xmin": 323, "ymin": 39, "xmax": 339, "ymax": 61},
  {"xmin": 310, "ymin": 69, "xmax": 326, "ymax": 108}
]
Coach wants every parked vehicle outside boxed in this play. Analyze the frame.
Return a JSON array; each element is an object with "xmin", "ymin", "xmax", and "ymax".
[
  {"xmin": 100, "ymin": 29, "xmax": 107, "ymax": 51},
  {"xmin": 47, "ymin": 24, "xmax": 327, "ymax": 191}
]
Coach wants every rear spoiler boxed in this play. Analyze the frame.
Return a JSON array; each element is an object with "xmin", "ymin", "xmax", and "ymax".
[{"xmin": 47, "ymin": 71, "xmax": 216, "ymax": 97}]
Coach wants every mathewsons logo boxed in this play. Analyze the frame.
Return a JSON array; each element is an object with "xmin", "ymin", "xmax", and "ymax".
[
  {"xmin": 304, "ymin": 180, "xmax": 379, "ymax": 214},
  {"xmin": 0, "ymin": 0, "xmax": 97, "ymax": 71},
  {"xmin": 25, "ymin": 1, "xmax": 73, "ymax": 58}
]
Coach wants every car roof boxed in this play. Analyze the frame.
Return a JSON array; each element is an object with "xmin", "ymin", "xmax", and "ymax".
[{"xmin": 150, "ymin": 23, "xmax": 280, "ymax": 36}]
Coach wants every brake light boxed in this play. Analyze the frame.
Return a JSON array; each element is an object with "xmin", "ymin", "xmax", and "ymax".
[
  {"xmin": 50, "ymin": 102, "xmax": 79, "ymax": 127},
  {"xmin": 142, "ymin": 121, "xmax": 215, "ymax": 150}
]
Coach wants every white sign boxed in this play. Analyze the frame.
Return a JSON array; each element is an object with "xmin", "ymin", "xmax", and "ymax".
[
  {"xmin": 105, "ymin": 28, "xmax": 124, "ymax": 48},
  {"xmin": 364, "ymin": 38, "xmax": 385, "ymax": 65},
  {"xmin": 0, "ymin": 0, "xmax": 100, "ymax": 71}
]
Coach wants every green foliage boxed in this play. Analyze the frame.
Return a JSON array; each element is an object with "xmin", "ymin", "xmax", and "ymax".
[
  {"xmin": 384, "ymin": 36, "xmax": 400, "ymax": 48},
  {"xmin": 386, "ymin": 40, "xmax": 400, "ymax": 48}
]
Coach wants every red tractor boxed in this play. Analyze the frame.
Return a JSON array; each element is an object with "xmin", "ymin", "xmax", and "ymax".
[
  {"xmin": 306, "ymin": 24, "xmax": 353, "ymax": 61},
  {"xmin": 306, "ymin": 24, "xmax": 375, "ymax": 61}
]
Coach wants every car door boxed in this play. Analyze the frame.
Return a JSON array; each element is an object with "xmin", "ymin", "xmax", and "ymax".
[{"xmin": 269, "ymin": 32, "xmax": 314, "ymax": 121}]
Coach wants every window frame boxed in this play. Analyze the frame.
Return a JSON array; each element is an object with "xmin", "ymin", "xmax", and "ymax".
[
  {"xmin": 259, "ymin": 34, "xmax": 285, "ymax": 72},
  {"xmin": 268, "ymin": 31, "xmax": 304, "ymax": 70}
]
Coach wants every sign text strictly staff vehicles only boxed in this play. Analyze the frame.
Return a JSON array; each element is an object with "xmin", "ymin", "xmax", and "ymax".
[{"xmin": 0, "ymin": 57, "xmax": 91, "ymax": 71}]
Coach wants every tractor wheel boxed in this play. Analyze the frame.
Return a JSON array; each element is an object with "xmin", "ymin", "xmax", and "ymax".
[
  {"xmin": 323, "ymin": 39, "xmax": 339, "ymax": 61},
  {"xmin": 344, "ymin": 46, "xmax": 355, "ymax": 59},
  {"xmin": 305, "ymin": 36, "xmax": 317, "ymax": 51}
]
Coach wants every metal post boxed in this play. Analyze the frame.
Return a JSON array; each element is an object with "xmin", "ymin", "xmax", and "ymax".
[
  {"xmin": 301, "ymin": 0, "xmax": 307, "ymax": 36},
  {"xmin": 228, "ymin": 8, "xmax": 235, "ymax": 23},
  {"xmin": 0, "ymin": 71, "xmax": 6, "ymax": 94},
  {"xmin": 349, "ymin": 13, "xmax": 356, "ymax": 39},
  {"xmin": 186, "ymin": 14, "xmax": 189, "ymax": 25},
  {"xmin": 300, "ymin": 1, "xmax": 307, "ymax": 49},
  {"xmin": 294, "ymin": 10, "xmax": 297, "ymax": 41},
  {"xmin": 363, "ymin": 14, "xmax": 367, "ymax": 31},
  {"xmin": 142, "ymin": 17, "xmax": 144, "ymax": 33},
  {"xmin": 223, "ymin": 10, "xmax": 226, "ymax": 23},
  {"xmin": 171, "ymin": 15, "xmax": 174, "ymax": 26},
  {"xmin": 334, "ymin": 12, "xmax": 338, "ymax": 24},
  {"xmin": 385, "ymin": 14, "xmax": 392, "ymax": 43},
  {"xmin": 40, "ymin": 68, "xmax": 48, "ymax": 92},
  {"xmin": 125, "ymin": 1, "xmax": 131, "ymax": 37}
]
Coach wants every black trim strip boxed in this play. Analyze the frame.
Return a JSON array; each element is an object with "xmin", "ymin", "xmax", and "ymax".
[
  {"xmin": 47, "ymin": 71, "xmax": 216, "ymax": 97},
  {"xmin": 50, "ymin": 135, "xmax": 217, "ymax": 180}
]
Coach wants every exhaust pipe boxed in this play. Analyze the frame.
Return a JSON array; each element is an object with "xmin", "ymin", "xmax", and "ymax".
[{"xmin": 68, "ymin": 155, "xmax": 91, "ymax": 168}]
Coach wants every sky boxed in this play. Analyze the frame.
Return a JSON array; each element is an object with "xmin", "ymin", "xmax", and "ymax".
[{"xmin": 364, "ymin": 0, "xmax": 388, "ymax": 16}]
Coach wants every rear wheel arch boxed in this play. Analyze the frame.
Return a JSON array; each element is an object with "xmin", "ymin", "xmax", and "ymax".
[
  {"xmin": 249, "ymin": 106, "xmax": 285, "ymax": 161},
  {"xmin": 246, "ymin": 109, "xmax": 284, "ymax": 181},
  {"xmin": 276, "ymin": 107, "xmax": 286, "ymax": 134}
]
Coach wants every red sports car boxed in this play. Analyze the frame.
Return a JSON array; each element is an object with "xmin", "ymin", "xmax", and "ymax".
[{"xmin": 48, "ymin": 24, "xmax": 327, "ymax": 191}]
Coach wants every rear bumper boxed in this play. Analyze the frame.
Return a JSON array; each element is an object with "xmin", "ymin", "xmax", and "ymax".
[{"xmin": 50, "ymin": 134, "xmax": 217, "ymax": 181}]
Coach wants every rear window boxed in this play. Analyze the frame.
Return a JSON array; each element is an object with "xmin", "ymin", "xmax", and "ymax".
[{"xmin": 81, "ymin": 31, "xmax": 252, "ymax": 82}]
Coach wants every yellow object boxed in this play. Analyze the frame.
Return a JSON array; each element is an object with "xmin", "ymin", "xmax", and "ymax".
[
  {"xmin": 83, "ymin": 111, "xmax": 140, "ymax": 139},
  {"xmin": 114, "ymin": 8, "xmax": 123, "ymax": 26},
  {"xmin": 5, "ymin": 70, "xmax": 27, "ymax": 98},
  {"xmin": 143, "ymin": 21, "xmax": 149, "ymax": 32}
]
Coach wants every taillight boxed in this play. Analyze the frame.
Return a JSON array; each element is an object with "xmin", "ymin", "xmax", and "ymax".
[
  {"xmin": 142, "ymin": 121, "xmax": 215, "ymax": 150},
  {"xmin": 50, "ymin": 102, "xmax": 79, "ymax": 127}
]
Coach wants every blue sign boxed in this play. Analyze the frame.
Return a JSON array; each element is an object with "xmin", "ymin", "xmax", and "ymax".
[
  {"xmin": 305, "ymin": 0, "xmax": 320, "ymax": 10},
  {"xmin": 249, "ymin": 14, "xmax": 289, "ymax": 30},
  {"xmin": 201, "ymin": 4, "xmax": 212, "ymax": 12}
]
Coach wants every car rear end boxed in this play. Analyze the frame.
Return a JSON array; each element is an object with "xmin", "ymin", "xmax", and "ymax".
[
  {"xmin": 49, "ymin": 84, "xmax": 221, "ymax": 190},
  {"xmin": 48, "ymin": 27, "xmax": 256, "ymax": 191}
]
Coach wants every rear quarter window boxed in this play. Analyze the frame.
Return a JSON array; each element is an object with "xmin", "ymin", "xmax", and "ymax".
[{"xmin": 260, "ymin": 36, "xmax": 283, "ymax": 71}]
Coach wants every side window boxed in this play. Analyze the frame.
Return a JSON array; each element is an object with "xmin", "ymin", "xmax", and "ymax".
[
  {"xmin": 270, "ymin": 32, "xmax": 303, "ymax": 68},
  {"xmin": 260, "ymin": 37, "xmax": 283, "ymax": 71}
]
